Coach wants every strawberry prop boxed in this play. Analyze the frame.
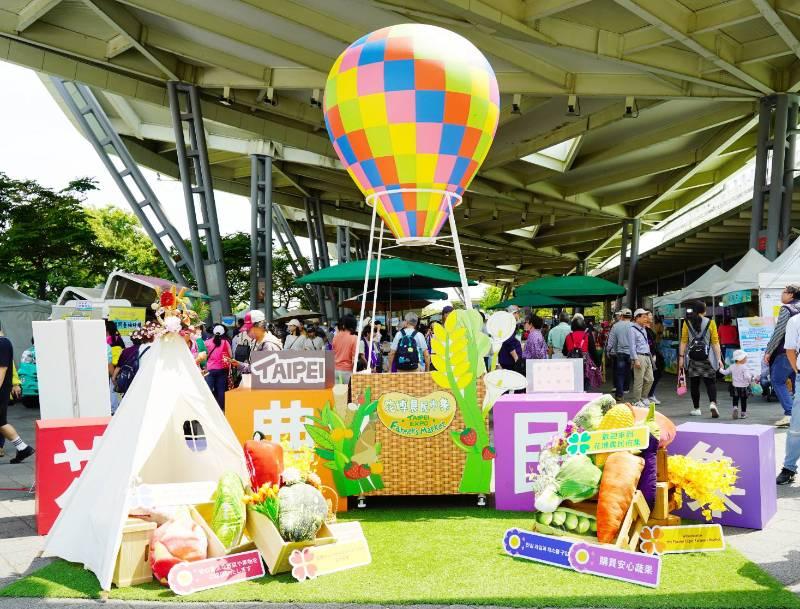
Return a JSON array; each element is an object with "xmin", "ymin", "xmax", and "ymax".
[
  {"xmin": 461, "ymin": 428, "xmax": 477, "ymax": 446},
  {"xmin": 482, "ymin": 446, "xmax": 496, "ymax": 460}
]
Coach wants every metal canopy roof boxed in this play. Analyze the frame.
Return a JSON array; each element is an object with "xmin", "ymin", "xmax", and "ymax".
[{"xmin": 3, "ymin": 0, "xmax": 800, "ymax": 284}]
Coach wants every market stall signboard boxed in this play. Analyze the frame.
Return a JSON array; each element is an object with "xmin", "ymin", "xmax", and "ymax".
[
  {"xmin": 249, "ymin": 351, "xmax": 334, "ymax": 390},
  {"xmin": 377, "ymin": 391, "xmax": 457, "ymax": 438}
]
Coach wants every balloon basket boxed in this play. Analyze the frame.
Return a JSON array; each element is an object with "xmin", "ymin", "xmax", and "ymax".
[{"xmin": 352, "ymin": 190, "xmax": 472, "ymax": 375}]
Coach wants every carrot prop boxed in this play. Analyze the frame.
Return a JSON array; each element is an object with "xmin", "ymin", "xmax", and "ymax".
[{"xmin": 596, "ymin": 451, "xmax": 644, "ymax": 544}]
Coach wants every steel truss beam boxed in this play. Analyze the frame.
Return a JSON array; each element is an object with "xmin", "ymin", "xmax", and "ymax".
[
  {"xmin": 250, "ymin": 154, "xmax": 272, "ymax": 321},
  {"xmin": 167, "ymin": 80, "xmax": 231, "ymax": 318},
  {"xmin": 51, "ymin": 77, "xmax": 193, "ymax": 286}
]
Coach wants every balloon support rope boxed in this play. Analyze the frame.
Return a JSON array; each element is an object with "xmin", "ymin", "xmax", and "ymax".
[{"xmin": 353, "ymin": 201, "xmax": 379, "ymax": 374}]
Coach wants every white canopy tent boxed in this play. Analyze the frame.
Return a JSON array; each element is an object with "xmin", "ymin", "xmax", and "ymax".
[
  {"xmin": 43, "ymin": 333, "xmax": 248, "ymax": 591},
  {"xmin": 0, "ymin": 284, "xmax": 52, "ymax": 364},
  {"xmin": 759, "ymin": 238, "xmax": 800, "ymax": 290},
  {"xmin": 711, "ymin": 249, "xmax": 771, "ymax": 296},
  {"xmin": 652, "ymin": 265, "xmax": 728, "ymax": 308}
]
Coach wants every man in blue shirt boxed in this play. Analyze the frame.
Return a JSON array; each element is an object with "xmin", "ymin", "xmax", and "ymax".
[
  {"xmin": 547, "ymin": 312, "xmax": 571, "ymax": 359},
  {"xmin": 630, "ymin": 309, "xmax": 654, "ymax": 406}
]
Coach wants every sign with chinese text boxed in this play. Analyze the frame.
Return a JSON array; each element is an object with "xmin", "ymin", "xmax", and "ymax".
[
  {"xmin": 168, "ymin": 550, "xmax": 265, "ymax": 595},
  {"xmin": 108, "ymin": 306, "xmax": 146, "ymax": 337},
  {"xmin": 736, "ymin": 317, "xmax": 775, "ymax": 378},
  {"xmin": 503, "ymin": 529, "xmax": 661, "ymax": 587},
  {"xmin": 377, "ymin": 391, "xmax": 457, "ymax": 438},
  {"xmin": 566, "ymin": 426, "xmax": 649, "ymax": 456},
  {"xmin": 526, "ymin": 359, "xmax": 584, "ymax": 393},
  {"xmin": 249, "ymin": 351, "xmax": 334, "ymax": 390},
  {"xmin": 35, "ymin": 417, "xmax": 110, "ymax": 535},
  {"xmin": 569, "ymin": 541, "xmax": 661, "ymax": 587},
  {"xmin": 759, "ymin": 288, "xmax": 783, "ymax": 320},
  {"xmin": 721, "ymin": 290, "xmax": 752, "ymax": 307},
  {"xmin": 639, "ymin": 524, "xmax": 724, "ymax": 555},
  {"xmin": 289, "ymin": 522, "xmax": 371, "ymax": 582}
]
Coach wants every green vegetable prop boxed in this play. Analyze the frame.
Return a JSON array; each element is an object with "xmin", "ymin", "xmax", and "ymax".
[
  {"xmin": 210, "ymin": 472, "xmax": 246, "ymax": 550},
  {"xmin": 555, "ymin": 455, "xmax": 602, "ymax": 503},
  {"xmin": 277, "ymin": 480, "xmax": 328, "ymax": 542},
  {"xmin": 304, "ymin": 388, "xmax": 385, "ymax": 496},
  {"xmin": 430, "ymin": 310, "xmax": 493, "ymax": 493}
]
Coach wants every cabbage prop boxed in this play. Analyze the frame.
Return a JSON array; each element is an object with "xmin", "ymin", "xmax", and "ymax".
[
  {"xmin": 556, "ymin": 455, "xmax": 602, "ymax": 503},
  {"xmin": 530, "ymin": 449, "xmax": 563, "ymax": 512},
  {"xmin": 572, "ymin": 395, "xmax": 617, "ymax": 431},
  {"xmin": 150, "ymin": 508, "xmax": 208, "ymax": 585},
  {"xmin": 210, "ymin": 472, "xmax": 246, "ymax": 550},
  {"xmin": 277, "ymin": 482, "xmax": 328, "ymax": 542}
]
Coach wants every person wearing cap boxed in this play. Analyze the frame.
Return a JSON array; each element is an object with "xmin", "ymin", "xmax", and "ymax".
[
  {"xmin": 764, "ymin": 283, "xmax": 800, "ymax": 427},
  {"xmin": 777, "ymin": 309, "xmax": 800, "ymax": 484},
  {"xmin": 284, "ymin": 319, "xmax": 307, "ymax": 351},
  {"xmin": 606, "ymin": 308, "xmax": 634, "ymax": 400},
  {"xmin": 719, "ymin": 349, "xmax": 755, "ymax": 420},
  {"xmin": 389, "ymin": 312, "xmax": 430, "ymax": 373},
  {"xmin": 629, "ymin": 309, "xmax": 654, "ymax": 407},
  {"xmin": 547, "ymin": 311, "xmax": 572, "ymax": 359},
  {"xmin": 228, "ymin": 310, "xmax": 282, "ymax": 376},
  {"xmin": 204, "ymin": 324, "xmax": 232, "ymax": 410}
]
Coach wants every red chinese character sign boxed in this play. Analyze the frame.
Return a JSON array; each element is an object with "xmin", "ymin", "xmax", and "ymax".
[
  {"xmin": 323, "ymin": 24, "xmax": 500, "ymax": 244},
  {"xmin": 35, "ymin": 417, "xmax": 110, "ymax": 535}
]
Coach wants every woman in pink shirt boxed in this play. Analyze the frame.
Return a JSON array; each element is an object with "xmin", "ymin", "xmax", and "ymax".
[
  {"xmin": 204, "ymin": 324, "xmax": 231, "ymax": 410},
  {"xmin": 332, "ymin": 314, "xmax": 361, "ymax": 385}
]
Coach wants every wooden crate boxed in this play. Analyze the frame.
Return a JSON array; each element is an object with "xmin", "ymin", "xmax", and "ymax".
[
  {"xmin": 245, "ymin": 510, "xmax": 335, "ymax": 574},
  {"xmin": 112, "ymin": 518, "xmax": 156, "ymax": 588},
  {"xmin": 647, "ymin": 448, "xmax": 681, "ymax": 527},
  {"xmin": 350, "ymin": 371, "xmax": 485, "ymax": 496},
  {"xmin": 540, "ymin": 490, "xmax": 652, "ymax": 552}
]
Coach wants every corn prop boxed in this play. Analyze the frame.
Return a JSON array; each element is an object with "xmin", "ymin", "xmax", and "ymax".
[
  {"xmin": 594, "ymin": 404, "xmax": 635, "ymax": 467},
  {"xmin": 304, "ymin": 388, "xmax": 385, "ymax": 497},
  {"xmin": 534, "ymin": 507, "xmax": 597, "ymax": 537},
  {"xmin": 430, "ymin": 310, "xmax": 493, "ymax": 493}
]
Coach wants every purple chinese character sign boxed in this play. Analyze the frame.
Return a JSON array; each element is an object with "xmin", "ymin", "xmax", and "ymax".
[
  {"xmin": 503, "ymin": 529, "xmax": 574, "ymax": 569},
  {"xmin": 494, "ymin": 393, "xmax": 600, "ymax": 511},
  {"xmin": 503, "ymin": 530, "xmax": 661, "ymax": 588},
  {"xmin": 569, "ymin": 543, "xmax": 661, "ymax": 588},
  {"xmin": 669, "ymin": 423, "xmax": 776, "ymax": 529}
]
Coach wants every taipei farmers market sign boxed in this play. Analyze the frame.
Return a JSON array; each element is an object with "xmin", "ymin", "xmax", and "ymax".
[
  {"xmin": 249, "ymin": 351, "xmax": 334, "ymax": 390},
  {"xmin": 377, "ymin": 391, "xmax": 457, "ymax": 438}
]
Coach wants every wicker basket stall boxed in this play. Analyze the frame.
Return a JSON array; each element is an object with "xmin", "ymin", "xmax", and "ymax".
[{"xmin": 350, "ymin": 371, "xmax": 485, "ymax": 496}]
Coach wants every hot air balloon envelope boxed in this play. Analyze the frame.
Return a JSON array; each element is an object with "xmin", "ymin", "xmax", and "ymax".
[{"xmin": 324, "ymin": 24, "xmax": 500, "ymax": 244}]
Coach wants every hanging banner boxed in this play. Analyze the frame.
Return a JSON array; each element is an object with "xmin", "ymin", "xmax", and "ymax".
[
  {"xmin": 721, "ymin": 290, "xmax": 752, "ymax": 307},
  {"xmin": 107, "ymin": 306, "xmax": 146, "ymax": 337},
  {"xmin": 759, "ymin": 288, "xmax": 784, "ymax": 319},
  {"xmin": 736, "ymin": 317, "xmax": 775, "ymax": 378}
]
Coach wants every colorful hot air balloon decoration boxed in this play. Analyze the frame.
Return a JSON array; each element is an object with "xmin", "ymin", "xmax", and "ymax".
[{"xmin": 323, "ymin": 24, "xmax": 500, "ymax": 244}]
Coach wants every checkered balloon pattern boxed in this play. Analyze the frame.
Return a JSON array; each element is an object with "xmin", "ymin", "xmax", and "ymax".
[{"xmin": 324, "ymin": 24, "xmax": 500, "ymax": 243}]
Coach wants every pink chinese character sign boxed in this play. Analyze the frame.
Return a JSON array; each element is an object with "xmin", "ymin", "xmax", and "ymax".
[
  {"xmin": 168, "ymin": 550, "xmax": 265, "ymax": 595},
  {"xmin": 504, "ymin": 529, "xmax": 661, "ymax": 588}
]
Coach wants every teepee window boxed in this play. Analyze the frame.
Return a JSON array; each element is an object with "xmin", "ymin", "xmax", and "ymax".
[{"xmin": 183, "ymin": 420, "xmax": 207, "ymax": 452}]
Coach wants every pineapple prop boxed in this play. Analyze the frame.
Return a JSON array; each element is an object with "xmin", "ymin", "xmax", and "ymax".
[{"xmin": 594, "ymin": 404, "xmax": 635, "ymax": 467}]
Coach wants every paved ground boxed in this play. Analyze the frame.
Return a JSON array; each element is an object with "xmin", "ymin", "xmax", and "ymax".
[{"xmin": 1, "ymin": 377, "xmax": 799, "ymax": 608}]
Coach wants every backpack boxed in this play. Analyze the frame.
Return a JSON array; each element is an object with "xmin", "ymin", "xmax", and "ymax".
[
  {"xmin": 114, "ymin": 346, "xmax": 150, "ymax": 394},
  {"xmin": 566, "ymin": 332, "xmax": 587, "ymax": 359},
  {"xmin": 687, "ymin": 319, "xmax": 710, "ymax": 362},
  {"xmin": 396, "ymin": 330, "xmax": 421, "ymax": 371},
  {"xmin": 362, "ymin": 337, "xmax": 381, "ymax": 370}
]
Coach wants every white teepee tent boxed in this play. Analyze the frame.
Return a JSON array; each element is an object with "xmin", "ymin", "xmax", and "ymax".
[{"xmin": 43, "ymin": 333, "xmax": 247, "ymax": 591}]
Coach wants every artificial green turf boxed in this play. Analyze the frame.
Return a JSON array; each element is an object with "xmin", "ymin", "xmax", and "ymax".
[{"xmin": 3, "ymin": 507, "xmax": 798, "ymax": 608}]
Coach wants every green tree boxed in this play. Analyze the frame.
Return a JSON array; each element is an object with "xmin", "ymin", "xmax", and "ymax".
[
  {"xmin": 0, "ymin": 173, "xmax": 114, "ymax": 300},
  {"xmin": 86, "ymin": 205, "xmax": 169, "ymax": 278},
  {"xmin": 479, "ymin": 285, "xmax": 504, "ymax": 310},
  {"xmin": 271, "ymin": 245, "xmax": 311, "ymax": 310}
]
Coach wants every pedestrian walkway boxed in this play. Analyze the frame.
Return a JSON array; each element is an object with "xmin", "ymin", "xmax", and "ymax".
[{"xmin": 1, "ymin": 377, "xmax": 799, "ymax": 607}]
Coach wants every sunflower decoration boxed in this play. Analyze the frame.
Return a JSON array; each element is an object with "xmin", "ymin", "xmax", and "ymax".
[
  {"xmin": 150, "ymin": 285, "xmax": 198, "ymax": 335},
  {"xmin": 639, "ymin": 526, "xmax": 667, "ymax": 555}
]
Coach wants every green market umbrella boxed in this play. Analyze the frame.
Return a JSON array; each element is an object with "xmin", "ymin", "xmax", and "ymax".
[
  {"xmin": 295, "ymin": 258, "xmax": 476, "ymax": 289},
  {"xmin": 489, "ymin": 294, "xmax": 583, "ymax": 310},
  {"xmin": 516, "ymin": 275, "xmax": 625, "ymax": 300},
  {"xmin": 340, "ymin": 287, "xmax": 449, "ymax": 311}
]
